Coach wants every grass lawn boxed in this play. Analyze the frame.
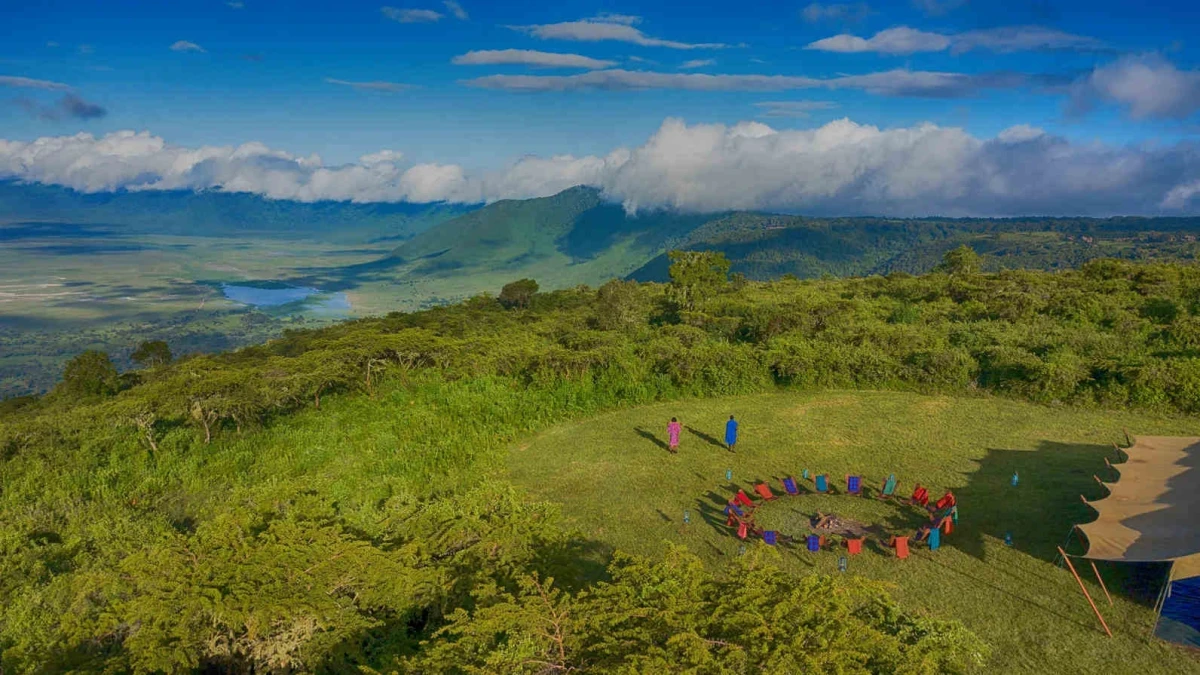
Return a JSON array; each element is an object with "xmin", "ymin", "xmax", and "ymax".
[{"xmin": 506, "ymin": 390, "xmax": 1200, "ymax": 674}]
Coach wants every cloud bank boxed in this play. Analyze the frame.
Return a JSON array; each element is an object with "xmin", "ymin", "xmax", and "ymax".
[
  {"xmin": 1070, "ymin": 55, "xmax": 1200, "ymax": 120},
  {"xmin": 511, "ymin": 15, "xmax": 729, "ymax": 50},
  {"xmin": 0, "ymin": 76, "xmax": 73, "ymax": 91},
  {"xmin": 3, "ymin": 120, "xmax": 1199, "ymax": 216},
  {"xmin": 381, "ymin": 7, "xmax": 443, "ymax": 23},
  {"xmin": 461, "ymin": 68, "xmax": 1025, "ymax": 98},
  {"xmin": 452, "ymin": 50, "xmax": 616, "ymax": 69},
  {"xmin": 806, "ymin": 25, "xmax": 1103, "ymax": 55},
  {"xmin": 325, "ymin": 78, "xmax": 411, "ymax": 92},
  {"xmin": 170, "ymin": 40, "xmax": 206, "ymax": 53},
  {"xmin": 801, "ymin": 3, "xmax": 873, "ymax": 23}
]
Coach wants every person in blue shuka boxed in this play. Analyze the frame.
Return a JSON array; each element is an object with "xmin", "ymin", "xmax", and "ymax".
[{"xmin": 725, "ymin": 415, "xmax": 738, "ymax": 453}]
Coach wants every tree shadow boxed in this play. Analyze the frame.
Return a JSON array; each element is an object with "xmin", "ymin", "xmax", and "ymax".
[
  {"xmin": 684, "ymin": 425, "xmax": 727, "ymax": 450},
  {"xmin": 633, "ymin": 427, "xmax": 668, "ymax": 452},
  {"xmin": 953, "ymin": 441, "xmax": 1120, "ymax": 563}
]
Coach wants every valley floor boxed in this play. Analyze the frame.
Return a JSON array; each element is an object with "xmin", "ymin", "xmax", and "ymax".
[{"xmin": 506, "ymin": 390, "xmax": 1200, "ymax": 674}]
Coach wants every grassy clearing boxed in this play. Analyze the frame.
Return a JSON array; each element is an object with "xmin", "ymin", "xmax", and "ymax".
[{"xmin": 506, "ymin": 390, "xmax": 1200, "ymax": 674}]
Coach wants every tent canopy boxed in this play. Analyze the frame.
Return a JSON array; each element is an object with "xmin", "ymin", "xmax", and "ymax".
[{"xmin": 1077, "ymin": 436, "xmax": 1200, "ymax": 578}]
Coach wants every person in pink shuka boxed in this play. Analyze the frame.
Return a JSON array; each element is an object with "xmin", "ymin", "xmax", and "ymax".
[{"xmin": 667, "ymin": 417, "xmax": 682, "ymax": 454}]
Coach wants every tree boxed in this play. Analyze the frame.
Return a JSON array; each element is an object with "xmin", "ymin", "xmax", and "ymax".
[
  {"xmin": 410, "ymin": 546, "xmax": 990, "ymax": 673},
  {"xmin": 667, "ymin": 250, "xmax": 731, "ymax": 310},
  {"xmin": 593, "ymin": 279, "xmax": 649, "ymax": 331},
  {"xmin": 499, "ymin": 278, "xmax": 539, "ymax": 309},
  {"xmin": 937, "ymin": 245, "xmax": 981, "ymax": 276},
  {"xmin": 131, "ymin": 340, "xmax": 173, "ymax": 367},
  {"xmin": 60, "ymin": 350, "xmax": 119, "ymax": 398}
]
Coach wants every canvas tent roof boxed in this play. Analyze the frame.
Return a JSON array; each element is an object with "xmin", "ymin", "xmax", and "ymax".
[{"xmin": 1077, "ymin": 436, "xmax": 1200, "ymax": 580}]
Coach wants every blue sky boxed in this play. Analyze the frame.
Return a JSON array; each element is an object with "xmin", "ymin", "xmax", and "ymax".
[{"xmin": 2, "ymin": 1, "xmax": 1200, "ymax": 215}]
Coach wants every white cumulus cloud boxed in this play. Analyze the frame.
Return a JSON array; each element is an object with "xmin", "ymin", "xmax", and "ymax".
[
  {"xmin": 754, "ymin": 100, "xmax": 839, "ymax": 118},
  {"xmin": 452, "ymin": 50, "xmax": 616, "ymax": 69},
  {"xmin": 442, "ymin": 1, "xmax": 468, "ymax": 20},
  {"xmin": 0, "ymin": 75, "xmax": 73, "ymax": 91},
  {"xmin": 807, "ymin": 25, "xmax": 1103, "ymax": 55},
  {"xmin": 3, "ymin": 121, "xmax": 1200, "ymax": 216},
  {"xmin": 462, "ymin": 68, "xmax": 1022, "ymax": 98},
  {"xmin": 801, "ymin": 3, "xmax": 873, "ymax": 23},
  {"xmin": 1071, "ymin": 55, "xmax": 1200, "ymax": 120},
  {"xmin": 511, "ymin": 15, "xmax": 729, "ymax": 50},
  {"xmin": 170, "ymin": 40, "xmax": 206, "ymax": 53},
  {"xmin": 325, "ymin": 78, "xmax": 411, "ymax": 92},
  {"xmin": 381, "ymin": 6, "xmax": 443, "ymax": 23}
]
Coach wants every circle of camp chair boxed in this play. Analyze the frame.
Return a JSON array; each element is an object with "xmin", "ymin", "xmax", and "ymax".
[{"xmin": 720, "ymin": 472, "xmax": 957, "ymax": 558}]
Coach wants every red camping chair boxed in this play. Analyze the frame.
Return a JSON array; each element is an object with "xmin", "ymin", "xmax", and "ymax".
[
  {"xmin": 737, "ymin": 521, "xmax": 749, "ymax": 539},
  {"xmin": 725, "ymin": 502, "xmax": 748, "ymax": 526},
  {"xmin": 734, "ymin": 490, "xmax": 756, "ymax": 510},
  {"xmin": 939, "ymin": 515, "xmax": 954, "ymax": 536},
  {"xmin": 933, "ymin": 491, "xmax": 956, "ymax": 511},
  {"xmin": 910, "ymin": 485, "xmax": 929, "ymax": 507},
  {"xmin": 890, "ymin": 536, "xmax": 910, "ymax": 560},
  {"xmin": 846, "ymin": 537, "xmax": 865, "ymax": 555},
  {"xmin": 754, "ymin": 483, "xmax": 777, "ymax": 501}
]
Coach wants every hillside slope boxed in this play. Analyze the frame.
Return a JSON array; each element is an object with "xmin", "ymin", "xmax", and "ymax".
[
  {"xmin": 627, "ymin": 212, "xmax": 1200, "ymax": 281},
  {"xmin": 387, "ymin": 185, "xmax": 715, "ymax": 287}
]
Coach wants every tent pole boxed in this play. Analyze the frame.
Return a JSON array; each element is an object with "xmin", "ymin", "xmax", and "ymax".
[
  {"xmin": 1055, "ymin": 527, "xmax": 1076, "ymax": 568},
  {"xmin": 1059, "ymin": 547, "xmax": 1113, "ymax": 637},
  {"xmin": 1090, "ymin": 561, "xmax": 1113, "ymax": 605},
  {"xmin": 1149, "ymin": 562, "xmax": 1173, "ymax": 637}
]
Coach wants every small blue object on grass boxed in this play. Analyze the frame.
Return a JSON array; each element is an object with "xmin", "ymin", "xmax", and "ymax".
[
  {"xmin": 683, "ymin": 509, "xmax": 691, "ymax": 525},
  {"xmin": 763, "ymin": 531, "xmax": 777, "ymax": 546},
  {"xmin": 1004, "ymin": 531, "xmax": 1013, "ymax": 547},
  {"xmin": 1011, "ymin": 471, "xmax": 1019, "ymax": 487},
  {"xmin": 838, "ymin": 556, "xmax": 848, "ymax": 572},
  {"xmin": 738, "ymin": 544, "xmax": 746, "ymax": 556},
  {"xmin": 802, "ymin": 469, "xmax": 810, "ymax": 480},
  {"xmin": 726, "ymin": 469, "xmax": 733, "ymax": 481}
]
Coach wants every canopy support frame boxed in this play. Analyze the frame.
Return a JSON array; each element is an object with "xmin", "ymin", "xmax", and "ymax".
[{"xmin": 1059, "ymin": 547, "xmax": 1113, "ymax": 638}]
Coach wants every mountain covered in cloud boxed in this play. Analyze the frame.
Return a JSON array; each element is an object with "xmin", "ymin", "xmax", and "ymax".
[
  {"xmin": 3, "ymin": 117, "xmax": 1200, "ymax": 218},
  {"xmin": 0, "ymin": 180, "xmax": 471, "ymax": 242}
]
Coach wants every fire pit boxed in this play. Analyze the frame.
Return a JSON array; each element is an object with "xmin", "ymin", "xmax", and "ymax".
[{"xmin": 811, "ymin": 511, "xmax": 871, "ymax": 539}]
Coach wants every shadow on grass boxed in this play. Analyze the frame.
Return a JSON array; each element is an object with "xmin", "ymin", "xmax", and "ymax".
[
  {"xmin": 684, "ymin": 425, "xmax": 727, "ymax": 451},
  {"xmin": 915, "ymin": 550, "xmax": 1098, "ymax": 631},
  {"xmin": 952, "ymin": 441, "xmax": 1119, "ymax": 564},
  {"xmin": 633, "ymin": 427, "xmax": 669, "ymax": 452}
]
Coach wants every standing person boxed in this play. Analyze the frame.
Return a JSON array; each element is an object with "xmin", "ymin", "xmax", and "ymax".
[
  {"xmin": 725, "ymin": 415, "xmax": 738, "ymax": 453},
  {"xmin": 667, "ymin": 417, "xmax": 682, "ymax": 454}
]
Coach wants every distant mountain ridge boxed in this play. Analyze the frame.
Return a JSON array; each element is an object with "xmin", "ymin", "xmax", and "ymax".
[
  {"xmin": 0, "ymin": 180, "xmax": 474, "ymax": 242},
  {"xmin": 384, "ymin": 185, "xmax": 1200, "ymax": 290}
]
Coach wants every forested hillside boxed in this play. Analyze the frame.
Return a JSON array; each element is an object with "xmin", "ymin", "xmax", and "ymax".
[
  {"xmin": 5, "ymin": 252, "xmax": 1200, "ymax": 671},
  {"xmin": 628, "ymin": 213, "xmax": 1200, "ymax": 281}
]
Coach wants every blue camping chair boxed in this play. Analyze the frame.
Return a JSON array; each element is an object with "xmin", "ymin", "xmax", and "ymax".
[
  {"xmin": 725, "ymin": 503, "xmax": 746, "ymax": 519},
  {"xmin": 802, "ymin": 469, "xmax": 810, "ymax": 480},
  {"xmin": 807, "ymin": 535, "xmax": 821, "ymax": 552},
  {"xmin": 815, "ymin": 475, "xmax": 829, "ymax": 493},
  {"xmin": 929, "ymin": 526, "xmax": 941, "ymax": 551},
  {"xmin": 783, "ymin": 476, "xmax": 800, "ymax": 495},
  {"xmin": 763, "ymin": 531, "xmax": 778, "ymax": 546},
  {"xmin": 847, "ymin": 475, "xmax": 862, "ymax": 496}
]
